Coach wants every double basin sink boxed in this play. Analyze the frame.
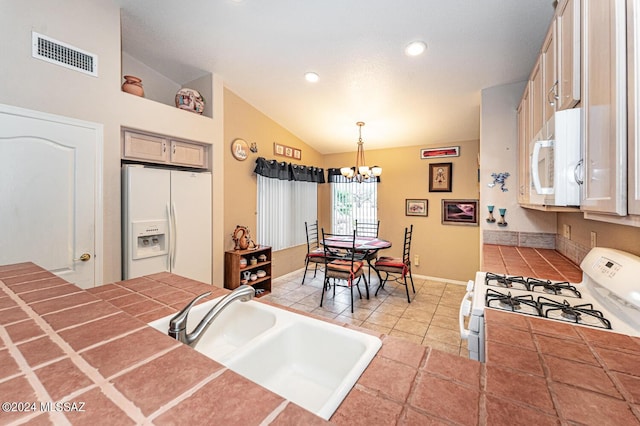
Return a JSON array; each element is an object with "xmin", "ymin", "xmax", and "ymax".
[{"xmin": 148, "ymin": 296, "xmax": 381, "ymax": 420}]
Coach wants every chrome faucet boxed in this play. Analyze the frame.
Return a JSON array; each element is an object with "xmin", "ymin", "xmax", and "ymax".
[{"xmin": 168, "ymin": 285, "xmax": 255, "ymax": 348}]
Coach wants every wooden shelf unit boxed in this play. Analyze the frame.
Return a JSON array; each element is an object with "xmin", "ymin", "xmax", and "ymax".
[{"xmin": 224, "ymin": 246, "xmax": 272, "ymax": 297}]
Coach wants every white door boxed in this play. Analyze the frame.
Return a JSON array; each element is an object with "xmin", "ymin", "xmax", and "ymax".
[
  {"xmin": 170, "ymin": 170, "xmax": 212, "ymax": 284},
  {"xmin": 0, "ymin": 104, "xmax": 102, "ymax": 288}
]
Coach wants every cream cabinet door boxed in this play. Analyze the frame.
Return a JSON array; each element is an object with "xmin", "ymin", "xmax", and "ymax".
[
  {"xmin": 580, "ymin": 0, "xmax": 627, "ymax": 215},
  {"xmin": 542, "ymin": 25, "xmax": 557, "ymax": 124},
  {"xmin": 557, "ymin": 0, "xmax": 581, "ymax": 110},
  {"xmin": 517, "ymin": 85, "xmax": 531, "ymax": 204},
  {"xmin": 530, "ymin": 58, "xmax": 544, "ymax": 140},
  {"xmin": 170, "ymin": 140, "xmax": 207, "ymax": 168},
  {"xmin": 628, "ymin": 0, "xmax": 640, "ymax": 215},
  {"xmin": 123, "ymin": 131, "xmax": 168, "ymax": 163}
]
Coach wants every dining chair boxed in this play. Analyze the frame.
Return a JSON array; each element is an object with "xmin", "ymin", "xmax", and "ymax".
[
  {"xmin": 374, "ymin": 224, "xmax": 415, "ymax": 303},
  {"xmin": 301, "ymin": 220, "xmax": 325, "ymax": 285},
  {"xmin": 321, "ymin": 229, "xmax": 367, "ymax": 313},
  {"xmin": 355, "ymin": 219, "xmax": 380, "ymax": 237}
]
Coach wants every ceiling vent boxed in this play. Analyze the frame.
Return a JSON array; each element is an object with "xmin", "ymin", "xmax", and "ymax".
[{"xmin": 31, "ymin": 32, "xmax": 98, "ymax": 77}]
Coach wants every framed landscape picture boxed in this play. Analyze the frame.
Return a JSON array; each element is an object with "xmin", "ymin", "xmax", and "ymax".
[
  {"xmin": 405, "ymin": 199, "xmax": 428, "ymax": 217},
  {"xmin": 429, "ymin": 162, "xmax": 452, "ymax": 192},
  {"xmin": 441, "ymin": 199, "xmax": 478, "ymax": 226}
]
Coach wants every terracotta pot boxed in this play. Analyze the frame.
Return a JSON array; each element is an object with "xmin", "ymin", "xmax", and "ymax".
[{"xmin": 122, "ymin": 75, "xmax": 144, "ymax": 97}]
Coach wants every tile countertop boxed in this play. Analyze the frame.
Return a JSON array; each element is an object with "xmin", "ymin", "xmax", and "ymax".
[{"xmin": 0, "ymin": 262, "xmax": 639, "ymax": 425}]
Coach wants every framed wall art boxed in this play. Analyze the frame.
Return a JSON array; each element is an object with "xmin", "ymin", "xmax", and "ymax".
[
  {"xmin": 405, "ymin": 199, "xmax": 428, "ymax": 217},
  {"xmin": 274, "ymin": 142, "xmax": 302, "ymax": 160},
  {"xmin": 429, "ymin": 162, "xmax": 452, "ymax": 192},
  {"xmin": 231, "ymin": 138, "xmax": 249, "ymax": 161},
  {"xmin": 420, "ymin": 146, "xmax": 460, "ymax": 159},
  {"xmin": 441, "ymin": 199, "xmax": 479, "ymax": 226}
]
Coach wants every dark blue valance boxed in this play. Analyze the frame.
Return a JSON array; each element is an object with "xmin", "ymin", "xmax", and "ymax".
[{"xmin": 254, "ymin": 157, "xmax": 325, "ymax": 183}]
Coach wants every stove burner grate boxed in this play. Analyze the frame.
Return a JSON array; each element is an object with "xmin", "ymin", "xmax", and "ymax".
[
  {"xmin": 485, "ymin": 273, "xmax": 531, "ymax": 291},
  {"xmin": 528, "ymin": 278, "xmax": 581, "ymax": 298},
  {"xmin": 538, "ymin": 297, "xmax": 612, "ymax": 330},
  {"xmin": 485, "ymin": 289, "xmax": 540, "ymax": 315}
]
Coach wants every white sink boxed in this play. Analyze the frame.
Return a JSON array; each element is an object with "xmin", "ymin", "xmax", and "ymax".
[{"xmin": 148, "ymin": 297, "xmax": 381, "ymax": 420}]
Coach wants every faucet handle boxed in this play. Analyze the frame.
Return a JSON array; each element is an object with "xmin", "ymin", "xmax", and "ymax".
[{"xmin": 168, "ymin": 292, "xmax": 212, "ymax": 334}]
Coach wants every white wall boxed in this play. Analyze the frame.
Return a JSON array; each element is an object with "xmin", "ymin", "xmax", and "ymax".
[
  {"xmin": 0, "ymin": 0, "xmax": 225, "ymax": 286},
  {"xmin": 480, "ymin": 82, "xmax": 556, "ymax": 237}
]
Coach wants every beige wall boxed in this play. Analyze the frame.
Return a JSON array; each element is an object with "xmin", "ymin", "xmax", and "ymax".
[
  {"xmin": 324, "ymin": 140, "xmax": 481, "ymax": 282},
  {"xmin": 223, "ymin": 89, "xmax": 326, "ymax": 278},
  {"xmin": 557, "ymin": 213, "xmax": 640, "ymax": 257}
]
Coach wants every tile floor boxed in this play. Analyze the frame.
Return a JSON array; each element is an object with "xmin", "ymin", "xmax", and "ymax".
[{"xmin": 262, "ymin": 266, "xmax": 470, "ymax": 357}]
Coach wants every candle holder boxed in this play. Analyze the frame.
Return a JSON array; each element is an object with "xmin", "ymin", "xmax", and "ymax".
[
  {"xmin": 486, "ymin": 205, "xmax": 496, "ymax": 223},
  {"xmin": 497, "ymin": 208, "xmax": 508, "ymax": 227}
]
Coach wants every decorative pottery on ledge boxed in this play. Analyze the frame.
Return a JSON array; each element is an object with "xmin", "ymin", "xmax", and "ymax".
[
  {"xmin": 175, "ymin": 88, "xmax": 205, "ymax": 114},
  {"xmin": 121, "ymin": 75, "xmax": 144, "ymax": 97}
]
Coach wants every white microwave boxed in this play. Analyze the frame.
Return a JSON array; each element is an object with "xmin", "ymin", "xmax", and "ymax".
[{"xmin": 529, "ymin": 108, "xmax": 581, "ymax": 206}]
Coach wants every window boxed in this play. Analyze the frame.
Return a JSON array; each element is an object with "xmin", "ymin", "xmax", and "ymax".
[
  {"xmin": 331, "ymin": 181, "xmax": 377, "ymax": 234},
  {"xmin": 256, "ymin": 175, "xmax": 318, "ymax": 251},
  {"xmin": 254, "ymin": 158, "xmax": 324, "ymax": 251}
]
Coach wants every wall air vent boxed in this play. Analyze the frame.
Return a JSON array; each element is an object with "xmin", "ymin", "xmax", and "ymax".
[{"xmin": 31, "ymin": 32, "xmax": 98, "ymax": 77}]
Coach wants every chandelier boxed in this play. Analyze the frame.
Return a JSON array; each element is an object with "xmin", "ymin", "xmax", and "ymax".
[{"xmin": 340, "ymin": 121, "xmax": 382, "ymax": 182}]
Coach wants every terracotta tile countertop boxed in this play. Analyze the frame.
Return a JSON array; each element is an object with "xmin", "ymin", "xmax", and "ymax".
[{"xmin": 1, "ymin": 262, "xmax": 639, "ymax": 425}]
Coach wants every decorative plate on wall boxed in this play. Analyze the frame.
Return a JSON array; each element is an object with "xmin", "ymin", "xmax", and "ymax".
[{"xmin": 231, "ymin": 138, "xmax": 249, "ymax": 161}]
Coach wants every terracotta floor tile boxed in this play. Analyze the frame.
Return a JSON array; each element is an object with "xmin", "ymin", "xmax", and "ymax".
[
  {"xmin": 154, "ymin": 369, "xmax": 284, "ymax": 425},
  {"xmin": 151, "ymin": 289, "xmax": 194, "ymax": 305},
  {"xmin": 85, "ymin": 283, "xmax": 124, "ymax": 295},
  {"xmin": 0, "ymin": 348, "xmax": 20, "ymax": 380},
  {"xmin": 331, "ymin": 387, "xmax": 403, "ymax": 425},
  {"xmin": 137, "ymin": 285, "xmax": 177, "ymax": 300},
  {"xmin": 485, "ymin": 322, "xmax": 536, "ymax": 350},
  {"xmin": 376, "ymin": 336, "xmax": 425, "ymax": 369},
  {"xmin": 17, "ymin": 284, "xmax": 81, "ymax": 304},
  {"xmin": 35, "ymin": 358, "xmax": 94, "ymax": 401},
  {"xmin": 593, "ymin": 346, "xmax": 640, "ymax": 377},
  {"xmin": 484, "ymin": 394, "xmax": 560, "ymax": 426},
  {"xmin": 0, "ymin": 306, "xmax": 29, "ymax": 325},
  {"xmin": 10, "ymin": 277, "xmax": 68, "ymax": 294},
  {"xmin": 423, "ymin": 349, "xmax": 481, "ymax": 388},
  {"xmin": 613, "ymin": 372, "xmax": 640, "ymax": 404},
  {"xmin": 2, "ymin": 271, "xmax": 56, "ymax": 286},
  {"xmin": 81, "ymin": 327, "xmax": 178, "ymax": 378},
  {"xmin": 5, "ymin": 319, "xmax": 45, "ymax": 343},
  {"xmin": 528, "ymin": 316, "xmax": 583, "ymax": 340},
  {"xmin": 400, "ymin": 408, "xmax": 453, "ymax": 425},
  {"xmin": 535, "ymin": 334, "xmax": 599, "ymax": 365},
  {"xmin": 410, "ymin": 374, "xmax": 479, "ymax": 425},
  {"xmin": 112, "ymin": 345, "xmax": 222, "ymax": 416},
  {"xmin": 135, "ymin": 306, "xmax": 177, "ymax": 323},
  {"xmin": 91, "ymin": 286, "xmax": 132, "ymax": 301},
  {"xmin": 58, "ymin": 313, "xmax": 144, "ymax": 352},
  {"xmin": 106, "ymin": 292, "xmax": 149, "ymax": 309},
  {"xmin": 18, "ymin": 336, "xmax": 65, "ymax": 368},
  {"xmin": 0, "ymin": 376, "xmax": 39, "ymax": 423},
  {"xmin": 271, "ymin": 402, "xmax": 329, "ymax": 425},
  {"xmin": 485, "ymin": 340, "xmax": 544, "ymax": 376},
  {"xmin": 544, "ymin": 354, "xmax": 621, "ymax": 398},
  {"xmin": 0, "ymin": 295, "xmax": 17, "ymax": 310},
  {"xmin": 552, "ymin": 382, "xmax": 638, "ymax": 425},
  {"xmin": 579, "ymin": 327, "xmax": 640, "ymax": 353},
  {"xmin": 0, "ymin": 262, "xmax": 39, "ymax": 276},
  {"xmin": 358, "ymin": 356, "xmax": 417, "ymax": 402},
  {"xmin": 64, "ymin": 386, "xmax": 136, "ymax": 426},
  {"xmin": 42, "ymin": 300, "xmax": 121, "ymax": 331},
  {"xmin": 484, "ymin": 308, "xmax": 529, "ymax": 330},
  {"xmin": 118, "ymin": 298, "xmax": 167, "ymax": 316},
  {"xmin": 485, "ymin": 365, "xmax": 556, "ymax": 414},
  {"xmin": 29, "ymin": 292, "xmax": 98, "ymax": 315}
]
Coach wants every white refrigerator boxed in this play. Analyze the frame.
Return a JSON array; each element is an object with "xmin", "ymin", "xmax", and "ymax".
[{"xmin": 122, "ymin": 165, "xmax": 212, "ymax": 284}]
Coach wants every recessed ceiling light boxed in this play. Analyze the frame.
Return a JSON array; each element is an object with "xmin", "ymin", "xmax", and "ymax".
[
  {"xmin": 304, "ymin": 72, "xmax": 319, "ymax": 83},
  {"xmin": 405, "ymin": 41, "xmax": 427, "ymax": 57}
]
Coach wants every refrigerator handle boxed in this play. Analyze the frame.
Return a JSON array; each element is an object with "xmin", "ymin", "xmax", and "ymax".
[
  {"xmin": 171, "ymin": 202, "xmax": 178, "ymax": 269},
  {"xmin": 166, "ymin": 203, "xmax": 173, "ymax": 270}
]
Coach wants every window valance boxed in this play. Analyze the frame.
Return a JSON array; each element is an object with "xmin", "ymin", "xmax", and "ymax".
[
  {"xmin": 254, "ymin": 157, "xmax": 325, "ymax": 183},
  {"xmin": 327, "ymin": 168, "xmax": 380, "ymax": 183}
]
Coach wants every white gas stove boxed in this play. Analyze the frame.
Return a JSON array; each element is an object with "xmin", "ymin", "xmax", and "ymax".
[{"xmin": 460, "ymin": 247, "xmax": 640, "ymax": 361}]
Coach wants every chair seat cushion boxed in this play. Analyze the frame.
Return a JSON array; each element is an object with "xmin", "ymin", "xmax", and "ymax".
[
  {"xmin": 307, "ymin": 248, "xmax": 325, "ymax": 258},
  {"xmin": 375, "ymin": 256, "xmax": 405, "ymax": 268},
  {"xmin": 327, "ymin": 259, "xmax": 364, "ymax": 274}
]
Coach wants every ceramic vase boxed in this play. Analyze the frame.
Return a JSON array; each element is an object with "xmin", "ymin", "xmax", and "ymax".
[
  {"xmin": 497, "ymin": 208, "xmax": 508, "ymax": 227},
  {"xmin": 122, "ymin": 75, "xmax": 144, "ymax": 97},
  {"xmin": 486, "ymin": 205, "xmax": 496, "ymax": 223}
]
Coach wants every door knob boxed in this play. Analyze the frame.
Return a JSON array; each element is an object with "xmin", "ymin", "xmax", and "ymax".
[{"xmin": 75, "ymin": 253, "xmax": 91, "ymax": 262}]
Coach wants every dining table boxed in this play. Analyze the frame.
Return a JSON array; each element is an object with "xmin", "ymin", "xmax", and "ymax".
[{"xmin": 321, "ymin": 235, "xmax": 392, "ymax": 299}]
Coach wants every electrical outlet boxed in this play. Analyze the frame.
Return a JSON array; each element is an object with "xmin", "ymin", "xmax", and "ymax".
[
  {"xmin": 414, "ymin": 254, "xmax": 420, "ymax": 266},
  {"xmin": 563, "ymin": 224, "xmax": 571, "ymax": 239},
  {"xmin": 590, "ymin": 231, "xmax": 597, "ymax": 248}
]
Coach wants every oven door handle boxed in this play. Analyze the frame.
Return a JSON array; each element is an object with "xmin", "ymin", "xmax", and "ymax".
[{"xmin": 459, "ymin": 280, "xmax": 474, "ymax": 340}]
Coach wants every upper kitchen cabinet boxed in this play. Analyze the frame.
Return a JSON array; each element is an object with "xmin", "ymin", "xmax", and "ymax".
[
  {"xmin": 530, "ymin": 58, "xmax": 545, "ymax": 140},
  {"xmin": 542, "ymin": 24, "xmax": 557, "ymax": 125},
  {"xmin": 123, "ymin": 129, "xmax": 209, "ymax": 169},
  {"xmin": 556, "ymin": 0, "xmax": 581, "ymax": 110},
  {"xmin": 628, "ymin": 0, "xmax": 640, "ymax": 216},
  {"xmin": 517, "ymin": 85, "xmax": 532, "ymax": 204},
  {"xmin": 580, "ymin": 0, "xmax": 627, "ymax": 216}
]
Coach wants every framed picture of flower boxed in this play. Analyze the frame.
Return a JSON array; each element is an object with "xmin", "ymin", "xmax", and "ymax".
[{"xmin": 405, "ymin": 199, "xmax": 428, "ymax": 217}]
